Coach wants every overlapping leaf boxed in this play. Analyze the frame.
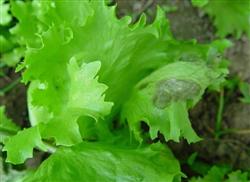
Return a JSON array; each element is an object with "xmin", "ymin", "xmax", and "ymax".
[
  {"xmin": 25, "ymin": 142, "xmax": 182, "ymax": 182},
  {"xmin": 2, "ymin": 126, "xmax": 47, "ymax": 164},
  {"xmin": 3, "ymin": 59, "xmax": 113, "ymax": 164},
  {"xmin": 121, "ymin": 61, "xmax": 227, "ymax": 143}
]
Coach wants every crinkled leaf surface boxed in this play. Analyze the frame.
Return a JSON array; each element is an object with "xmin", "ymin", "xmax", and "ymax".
[
  {"xmin": 12, "ymin": 0, "xmax": 228, "ymax": 142},
  {"xmin": 3, "ymin": 58, "xmax": 113, "ymax": 164},
  {"xmin": 2, "ymin": 126, "xmax": 47, "ymax": 164},
  {"xmin": 121, "ymin": 62, "xmax": 226, "ymax": 143},
  {"xmin": 28, "ymin": 59, "xmax": 113, "ymax": 144},
  {"xmin": 6, "ymin": 0, "xmax": 230, "ymax": 168},
  {"xmin": 67, "ymin": 58, "xmax": 113, "ymax": 119},
  {"xmin": 12, "ymin": 0, "xmax": 172, "ymax": 117},
  {"xmin": 25, "ymin": 142, "xmax": 182, "ymax": 182}
]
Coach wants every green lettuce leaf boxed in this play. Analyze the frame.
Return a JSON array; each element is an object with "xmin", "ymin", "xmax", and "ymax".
[
  {"xmin": 192, "ymin": 0, "xmax": 250, "ymax": 38},
  {"xmin": 25, "ymin": 142, "xmax": 182, "ymax": 182},
  {"xmin": 28, "ymin": 59, "xmax": 113, "ymax": 145},
  {"xmin": 2, "ymin": 126, "xmax": 47, "ymax": 164},
  {"xmin": 121, "ymin": 61, "xmax": 226, "ymax": 143},
  {"xmin": 3, "ymin": 58, "xmax": 113, "ymax": 164}
]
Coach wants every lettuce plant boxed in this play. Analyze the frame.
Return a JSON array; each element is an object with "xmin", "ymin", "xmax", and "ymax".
[{"xmin": 0, "ymin": 0, "xmax": 231, "ymax": 181}]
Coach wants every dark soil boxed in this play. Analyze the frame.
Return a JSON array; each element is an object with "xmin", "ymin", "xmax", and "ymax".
[{"xmin": 0, "ymin": 68, "xmax": 28, "ymax": 128}]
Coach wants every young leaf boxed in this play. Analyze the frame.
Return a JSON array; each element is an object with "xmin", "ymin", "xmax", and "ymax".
[
  {"xmin": 2, "ymin": 126, "xmax": 47, "ymax": 164},
  {"xmin": 67, "ymin": 58, "xmax": 113, "ymax": 120},
  {"xmin": 28, "ymin": 59, "xmax": 113, "ymax": 146}
]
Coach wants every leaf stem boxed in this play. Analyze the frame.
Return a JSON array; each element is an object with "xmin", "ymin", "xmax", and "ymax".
[
  {"xmin": 215, "ymin": 89, "xmax": 224, "ymax": 139},
  {"xmin": 0, "ymin": 77, "xmax": 21, "ymax": 96}
]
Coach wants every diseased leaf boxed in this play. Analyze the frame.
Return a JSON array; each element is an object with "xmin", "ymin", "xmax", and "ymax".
[
  {"xmin": 153, "ymin": 79, "xmax": 201, "ymax": 109},
  {"xmin": 122, "ymin": 62, "xmax": 226, "ymax": 143},
  {"xmin": 25, "ymin": 142, "xmax": 182, "ymax": 182}
]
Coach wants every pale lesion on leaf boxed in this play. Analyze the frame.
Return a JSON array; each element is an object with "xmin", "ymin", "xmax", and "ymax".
[{"xmin": 153, "ymin": 78, "xmax": 201, "ymax": 109}]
